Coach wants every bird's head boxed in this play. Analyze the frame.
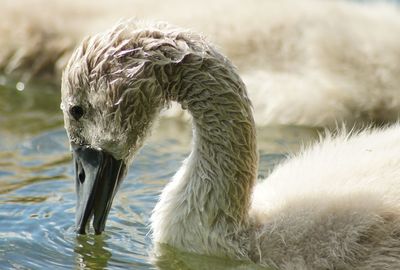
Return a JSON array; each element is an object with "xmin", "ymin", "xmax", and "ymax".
[{"xmin": 60, "ymin": 21, "xmax": 192, "ymax": 234}]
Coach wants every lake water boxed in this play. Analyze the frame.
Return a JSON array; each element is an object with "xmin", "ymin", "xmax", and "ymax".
[{"xmin": 0, "ymin": 79, "xmax": 319, "ymax": 269}]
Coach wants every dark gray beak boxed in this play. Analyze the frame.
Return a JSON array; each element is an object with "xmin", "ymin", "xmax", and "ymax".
[{"xmin": 71, "ymin": 143, "xmax": 126, "ymax": 235}]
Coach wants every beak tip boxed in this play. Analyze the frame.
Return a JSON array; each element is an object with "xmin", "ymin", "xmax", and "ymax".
[
  {"xmin": 72, "ymin": 144, "xmax": 126, "ymax": 235},
  {"xmin": 94, "ymin": 229, "xmax": 103, "ymax": 235},
  {"xmin": 77, "ymin": 225, "xmax": 88, "ymax": 235}
]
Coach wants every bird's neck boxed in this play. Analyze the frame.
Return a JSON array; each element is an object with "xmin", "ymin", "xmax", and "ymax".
[{"xmin": 151, "ymin": 55, "xmax": 258, "ymax": 257}]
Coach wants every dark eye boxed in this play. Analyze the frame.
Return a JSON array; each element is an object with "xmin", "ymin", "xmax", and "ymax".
[{"xmin": 69, "ymin": 105, "xmax": 84, "ymax": 121}]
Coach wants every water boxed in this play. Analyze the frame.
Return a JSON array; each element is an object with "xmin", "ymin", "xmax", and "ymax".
[{"xmin": 0, "ymin": 80, "xmax": 318, "ymax": 269}]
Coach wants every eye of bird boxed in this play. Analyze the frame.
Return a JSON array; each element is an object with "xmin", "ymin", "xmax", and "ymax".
[{"xmin": 69, "ymin": 105, "xmax": 84, "ymax": 121}]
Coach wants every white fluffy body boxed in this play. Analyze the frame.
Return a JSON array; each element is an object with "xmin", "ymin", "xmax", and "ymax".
[
  {"xmin": 250, "ymin": 125, "xmax": 400, "ymax": 268},
  {"xmin": 4, "ymin": 0, "xmax": 400, "ymax": 127}
]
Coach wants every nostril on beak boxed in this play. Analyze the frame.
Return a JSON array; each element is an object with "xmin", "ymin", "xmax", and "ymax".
[
  {"xmin": 76, "ymin": 160, "xmax": 86, "ymax": 184},
  {"xmin": 79, "ymin": 170, "xmax": 85, "ymax": 184}
]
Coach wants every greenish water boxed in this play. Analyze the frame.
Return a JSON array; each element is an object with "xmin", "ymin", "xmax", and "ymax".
[{"xmin": 0, "ymin": 79, "xmax": 318, "ymax": 269}]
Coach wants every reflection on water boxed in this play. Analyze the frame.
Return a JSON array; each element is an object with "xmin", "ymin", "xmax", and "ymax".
[
  {"xmin": 0, "ymin": 79, "xmax": 63, "ymax": 138},
  {"xmin": 153, "ymin": 244, "xmax": 268, "ymax": 270},
  {"xmin": 0, "ymin": 81, "xmax": 318, "ymax": 269},
  {"xmin": 75, "ymin": 235, "xmax": 112, "ymax": 269}
]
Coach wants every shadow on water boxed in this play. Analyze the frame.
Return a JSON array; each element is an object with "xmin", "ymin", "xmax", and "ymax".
[
  {"xmin": 73, "ymin": 237, "xmax": 273, "ymax": 270},
  {"xmin": 152, "ymin": 244, "xmax": 270, "ymax": 270}
]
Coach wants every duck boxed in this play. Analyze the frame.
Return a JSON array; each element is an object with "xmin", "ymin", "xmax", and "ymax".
[{"xmin": 61, "ymin": 21, "xmax": 400, "ymax": 269}]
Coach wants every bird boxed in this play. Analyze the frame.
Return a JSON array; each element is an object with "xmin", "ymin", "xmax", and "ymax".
[
  {"xmin": 61, "ymin": 21, "xmax": 400, "ymax": 269},
  {"xmin": 3, "ymin": 0, "xmax": 400, "ymax": 127}
]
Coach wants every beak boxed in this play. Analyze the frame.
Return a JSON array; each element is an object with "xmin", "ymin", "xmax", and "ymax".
[{"xmin": 71, "ymin": 143, "xmax": 126, "ymax": 235}]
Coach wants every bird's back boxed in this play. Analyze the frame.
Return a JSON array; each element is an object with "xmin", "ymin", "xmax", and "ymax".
[{"xmin": 250, "ymin": 124, "xmax": 400, "ymax": 269}]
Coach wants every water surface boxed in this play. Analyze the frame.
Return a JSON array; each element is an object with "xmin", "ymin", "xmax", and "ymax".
[{"xmin": 0, "ymin": 80, "xmax": 319, "ymax": 269}]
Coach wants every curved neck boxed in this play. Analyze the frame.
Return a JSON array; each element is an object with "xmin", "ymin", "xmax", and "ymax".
[
  {"xmin": 177, "ymin": 61, "xmax": 258, "ymax": 225},
  {"xmin": 152, "ymin": 54, "xmax": 258, "ymax": 257}
]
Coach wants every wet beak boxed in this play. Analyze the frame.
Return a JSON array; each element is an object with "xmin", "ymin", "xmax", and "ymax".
[{"xmin": 71, "ymin": 143, "xmax": 126, "ymax": 235}]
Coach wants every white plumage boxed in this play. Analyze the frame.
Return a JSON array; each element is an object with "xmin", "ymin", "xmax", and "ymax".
[
  {"xmin": 3, "ymin": 0, "xmax": 400, "ymax": 127},
  {"xmin": 61, "ymin": 21, "xmax": 400, "ymax": 269},
  {"xmin": 250, "ymin": 126, "xmax": 400, "ymax": 268}
]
